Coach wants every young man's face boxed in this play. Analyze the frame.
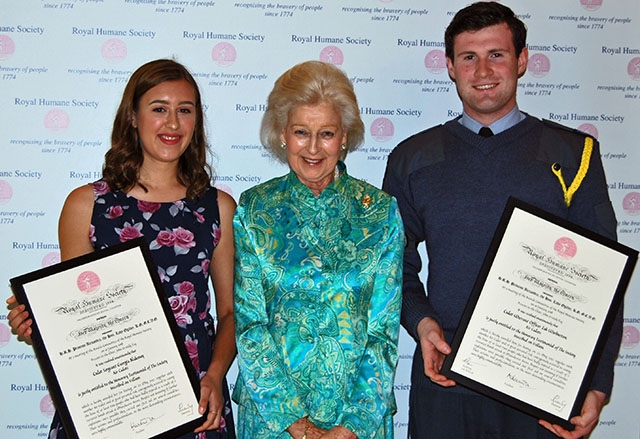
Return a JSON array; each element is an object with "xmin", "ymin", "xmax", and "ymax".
[{"xmin": 447, "ymin": 23, "xmax": 528, "ymax": 126}]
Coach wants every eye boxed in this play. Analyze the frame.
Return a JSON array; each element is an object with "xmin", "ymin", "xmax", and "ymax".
[
  {"xmin": 152, "ymin": 106, "xmax": 167, "ymax": 113},
  {"xmin": 178, "ymin": 107, "xmax": 193, "ymax": 114},
  {"xmin": 462, "ymin": 54, "xmax": 475, "ymax": 61},
  {"xmin": 293, "ymin": 129, "xmax": 309, "ymax": 137},
  {"xmin": 490, "ymin": 52, "xmax": 503, "ymax": 59},
  {"xmin": 320, "ymin": 130, "xmax": 335, "ymax": 139}
]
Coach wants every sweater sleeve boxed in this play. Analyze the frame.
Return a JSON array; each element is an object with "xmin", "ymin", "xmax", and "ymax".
[{"xmin": 382, "ymin": 148, "xmax": 441, "ymax": 340}]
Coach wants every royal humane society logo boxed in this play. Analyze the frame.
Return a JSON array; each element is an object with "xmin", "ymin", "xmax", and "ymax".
[
  {"xmin": 580, "ymin": 0, "xmax": 603, "ymax": 11},
  {"xmin": 577, "ymin": 123, "xmax": 598, "ymax": 139},
  {"xmin": 628, "ymin": 57, "xmax": 640, "ymax": 81},
  {"xmin": 0, "ymin": 34, "xmax": 16, "ymax": 60},
  {"xmin": 424, "ymin": 50, "xmax": 447, "ymax": 74},
  {"xmin": 0, "ymin": 322, "xmax": 11, "ymax": 348},
  {"xmin": 622, "ymin": 192, "xmax": 640, "ymax": 216},
  {"xmin": 44, "ymin": 109, "xmax": 70, "ymax": 132},
  {"xmin": 41, "ymin": 394, "xmax": 55, "ymax": 417},
  {"xmin": 370, "ymin": 118, "xmax": 394, "ymax": 142},
  {"xmin": 553, "ymin": 237, "xmax": 577, "ymax": 259},
  {"xmin": 0, "ymin": 179, "xmax": 13, "ymax": 205},
  {"xmin": 320, "ymin": 46, "xmax": 344, "ymax": 66},
  {"xmin": 102, "ymin": 38, "xmax": 127, "ymax": 62},
  {"xmin": 77, "ymin": 271, "xmax": 101, "ymax": 294},
  {"xmin": 622, "ymin": 325, "xmax": 640, "ymax": 349},
  {"xmin": 42, "ymin": 252, "xmax": 61, "ymax": 268},
  {"xmin": 527, "ymin": 53, "xmax": 551, "ymax": 78},
  {"xmin": 212, "ymin": 42, "xmax": 237, "ymax": 67}
]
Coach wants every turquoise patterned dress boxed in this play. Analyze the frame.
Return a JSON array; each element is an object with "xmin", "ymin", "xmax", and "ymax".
[{"xmin": 232, "ymin": 163, "xmax": 404, "ymax": 439}]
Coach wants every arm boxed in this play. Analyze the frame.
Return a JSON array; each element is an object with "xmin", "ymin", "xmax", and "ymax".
[
  {"xmin": 195, "ymin": 190, "xmax": 238, "ymax": 432},
  {"xmin": 382, "ymin": 150, "xmax": 437, "ymax": 340},
  {"xmin": 233, "ymin": 200, "xmax": 307, "ymax": 435},
  {"xmin": 382, "ymin": 151, "xmax": 454, "ymax": 386},
  {"xmin": 337, "ymin": 201, "xmax": 404, "ymax": 439},
  {"xmin": 7, "ymin": 184, "xmax": 94, "ymax": 341}
]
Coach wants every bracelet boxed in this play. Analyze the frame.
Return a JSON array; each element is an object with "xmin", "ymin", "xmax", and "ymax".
[{"xmin": 301, "ymin": 417, "xmax": 309, "ymax": 439}]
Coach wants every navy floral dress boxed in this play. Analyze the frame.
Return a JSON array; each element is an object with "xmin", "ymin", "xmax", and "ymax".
[{"xmin": 48, "ymin": 180, "xmax": 235, "ymax": 439}]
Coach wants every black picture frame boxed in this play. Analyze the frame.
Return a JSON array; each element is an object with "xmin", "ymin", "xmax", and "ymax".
[
  {"xmin": 10, "ymin": 238, "xmax": 206, "ymax": 439},
  {"xmin": 441, "ymin": 197, "xmax": 637, "ymax": 430}
]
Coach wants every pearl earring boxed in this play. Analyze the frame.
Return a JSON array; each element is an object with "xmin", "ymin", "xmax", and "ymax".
[{"xmin": 280, "ymin": 141, "xmax": 287, "ymax": 149}]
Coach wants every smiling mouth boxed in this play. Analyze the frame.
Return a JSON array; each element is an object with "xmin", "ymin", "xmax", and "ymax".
[
  {"xmin": 475, "ymin": 83, "xmax": 498, "ymax": 90},
  {"xmin": 303, "ymin": 158, "xmax": 323, "ymax": 165},
  {"xmin": 159, "ymin": 134, "xmax": 180, "ymax": 142}
]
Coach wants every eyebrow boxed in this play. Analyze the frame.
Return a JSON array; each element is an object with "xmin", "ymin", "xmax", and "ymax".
[
  {"xmin": 289, "ymin": 123, "xmax": 340, "ymax": 129},
  {"xmin": 147, "ymin": 99, "xmax": 196, "ymax": 106},
  {"xmin": 457, "ymin": 47, "xmax": 509, "ymax": 56}
]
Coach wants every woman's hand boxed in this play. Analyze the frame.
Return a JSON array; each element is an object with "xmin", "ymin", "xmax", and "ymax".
[
  {"xmin": 194, "ymin": 373, "xmax": 225, "ymax": 432},
  {"xmin": 6, "ymin": 295, "xmax": 33, "ymax": 342}
]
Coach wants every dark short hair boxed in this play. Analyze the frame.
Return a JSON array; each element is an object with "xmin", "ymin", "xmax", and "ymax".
[
  {"xmin": 445, "ymin": 1, "xmax": 527, "ymax": 60},
  {"xmin": 260, "ymin": 60, "xmax": 364, "ymax": 163},
  {"xmin": 104, "ymin": 58, "xmax": 212, "ymax": 199}
]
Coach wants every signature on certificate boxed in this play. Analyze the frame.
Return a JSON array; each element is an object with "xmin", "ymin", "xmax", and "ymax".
[
  {"xmin": 130, "ymin": 415, "xmax": 161, "ymax": 433},
  {"xmin": 550, "ymin": 394, "xmax": 568, "ymax": 412},
  {"xmin": 178, "ymin": 402, "xmax": 195, "ymax": 416},
  {"xmin": 505, "ymin": 372, "xmax": 531, "ymax": 389}
]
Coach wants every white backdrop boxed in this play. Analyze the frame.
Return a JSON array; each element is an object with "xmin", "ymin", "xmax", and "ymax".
[{"xmin": 1, "ymin": 0, "xmax": 639, "ymax": 437}]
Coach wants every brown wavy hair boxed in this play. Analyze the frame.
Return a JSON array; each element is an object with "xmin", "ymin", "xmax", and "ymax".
[{"xmin": 102, "ymin": 58, "xmax": 212, "ymax": 200}]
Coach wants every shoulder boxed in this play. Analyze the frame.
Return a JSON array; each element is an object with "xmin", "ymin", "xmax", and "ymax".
[
  {"xmin": 386, "ymin": 123, "xmax": 448, "ymax": 180},
  {"xmin": 540, "ymin": 118, "xmax": 597, "ymax": 143},
  {"xmin": 239, "ymin": 175, "xmax": 287, "ymax": 205},
  {"xmin": 64, "ymin": 183, "xmax": 95, "ymax": 208},
  {"xmin": 215, "ymin": 188, "xmax": 237, "ymax": 217},
  {"xmin": 537, "ymin": 118, "xmax": 599, "ymax": 168},
  {"xmin": 392, "ymin": 124, "xmax": 446, "ymax": 154}
]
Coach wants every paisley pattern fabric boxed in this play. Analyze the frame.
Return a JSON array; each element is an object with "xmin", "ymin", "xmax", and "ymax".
[
  {"xmin": 232, "ymin": 163, "xmax": 404, "ymax": 439},
  {"xmin": 48, "ymin": 180, "xmax": 235, "ymax": 439}
]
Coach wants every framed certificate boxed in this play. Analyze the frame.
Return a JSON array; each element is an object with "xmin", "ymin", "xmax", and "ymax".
[
  {"xmin": 441, "ymin": 197, "xmax": 637, "ymax": 430},
  {"xmin": 10, "ymin": 238, "xmax": 206, "ymax": 439}
]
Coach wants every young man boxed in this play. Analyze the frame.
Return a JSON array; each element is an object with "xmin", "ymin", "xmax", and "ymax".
[{"xmin": 382, "ymin": 2, "xmax": 621, "ymax": 438}]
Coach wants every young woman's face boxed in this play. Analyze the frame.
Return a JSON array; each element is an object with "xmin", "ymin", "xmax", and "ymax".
[{"xmin": 132, "ymin": 79, "xmax": 197, "ymax": 166}]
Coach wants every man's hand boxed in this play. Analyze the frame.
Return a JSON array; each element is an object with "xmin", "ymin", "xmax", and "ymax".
[
  {"xmin": 417, "ymin": 317, "xmax": 456, "ymax": 387},
  {"xmin": 538, "ymin": 390, "xmax": 607, "ymax": 438}
]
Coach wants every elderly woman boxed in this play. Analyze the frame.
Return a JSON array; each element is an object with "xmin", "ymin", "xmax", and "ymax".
[{"xmin": 232, "ymin": 60, "xmax": 405, "ymax": 439}]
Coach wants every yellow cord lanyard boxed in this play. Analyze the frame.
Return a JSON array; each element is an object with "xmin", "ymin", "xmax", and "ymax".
[{"xmin": 551, "ymin": 137, "xmax": 593, "ymax": 207}]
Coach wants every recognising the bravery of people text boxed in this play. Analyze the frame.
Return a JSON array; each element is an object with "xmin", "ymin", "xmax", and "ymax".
[
  {"xmin": 10, "ymin": 238, "xmax": 205, "ymax": 439},
  {"xmin": 442, "ymin": 198, "xmax": 637, "ymax": 430}
]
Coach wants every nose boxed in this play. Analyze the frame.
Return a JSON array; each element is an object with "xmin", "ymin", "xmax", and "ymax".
[
  {"xmin": 166, "ymin": 112, "xmax": 179, "ymax": 129},
  {"xmin": 476, "ymin": 58, "xmax": 493, "ymax": 77},
  {"xmin": 307, "ymin": 135, "xmax": 319, "ymax": 154}
]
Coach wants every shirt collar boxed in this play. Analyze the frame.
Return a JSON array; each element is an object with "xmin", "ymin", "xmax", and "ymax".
[
  {"xmin": 286, "ymin": 160, "xmax": 347, "ymax": 200},
  {"xmin": 459, "ymin": 105, "xmax": 525, "ymax": 135}
]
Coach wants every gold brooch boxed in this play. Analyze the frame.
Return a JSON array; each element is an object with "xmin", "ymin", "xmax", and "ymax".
[{"xmin": 361, "ymin": 194, "xmax": 372, "ymax": 208}]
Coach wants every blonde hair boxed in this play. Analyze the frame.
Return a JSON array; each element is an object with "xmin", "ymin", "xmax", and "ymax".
[{"xmin": 260, "ymin": 60, "xmax": 365, "ymax": 163}]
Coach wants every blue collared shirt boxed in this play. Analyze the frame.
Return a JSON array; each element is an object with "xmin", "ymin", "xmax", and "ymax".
[{"xmin": 459, "ymin": 105, "xmax": 526, "ymax": 135}]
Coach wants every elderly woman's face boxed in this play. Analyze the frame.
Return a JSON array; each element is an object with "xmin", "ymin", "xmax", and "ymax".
[{"xmin": 281, "ymin": 102, "xmax": 347, "ymax": 196}]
